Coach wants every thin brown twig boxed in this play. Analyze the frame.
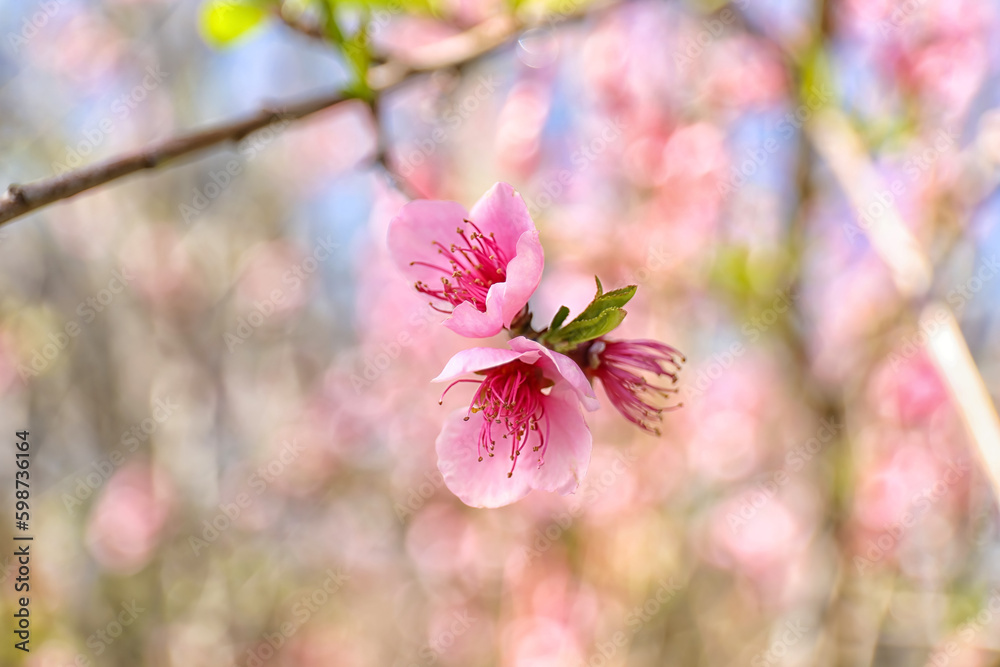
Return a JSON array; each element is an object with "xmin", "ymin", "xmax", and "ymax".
[
  {"xmin": 0, "ymin": 13, "xmax": 522, "ymax": 227},
  {"xmin": 0, "ymin": 101, "xmax": 339, "ymax": 226}
]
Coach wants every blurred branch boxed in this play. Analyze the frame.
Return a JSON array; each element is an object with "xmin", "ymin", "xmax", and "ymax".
[
  {"xmin": 276, "ymin": 10, "xmax": 328, "ymax": 43},
  {"xmin": 807, "ymin": 110, "xmax": 1000, "ymax": 500},
  {"xmin": 0, "ymin": 12, "xmax": 535, "ymax": 226},
  {"xmin": 742, "ymin": 2, "xmax": 866, "ymax": 664},
  {"xmin": 926, "ymin": 305, "xmax": 1000, "ymax": 490},
  {"xmin": 807, "ymin": 109, "xmax": 933, "ymax": 298},
  {"xmin": 367, "ymin": 94, "xmax": 425, "ymax": 199}
]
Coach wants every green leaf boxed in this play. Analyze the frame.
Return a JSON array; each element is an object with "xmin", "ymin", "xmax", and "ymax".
[
  {"xmin": 541, "ymin": 277, "xmax": 635, "ymax": 349},
  {"xmin": 572, "ymin": 284, "xmax": 636, "ymax": 324},
  {"xmin": 200, "ymin": 0, "xmax": 269, "ymax": 47},
  {"xmin": 549, "ymin": 305, "xmax": 570, "ymax": 331},
  {"xmin": 552, "ymin": 308, "xmax": 627, "ymax": 351}
]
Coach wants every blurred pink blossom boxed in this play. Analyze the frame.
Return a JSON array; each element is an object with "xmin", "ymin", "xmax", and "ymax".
[
  {"xmin": 503, "ymin": 616, "xmax": 585, "ymax": 667},
  {"xmin": 286, "ymin": 102, "xmax": 377, "ymax": 191},
  {"xmin": 27, "ymin": 10, "xmax": 126, "ymax": 89},
  {"xmin": 85, "ymin": 462, "xmax": 172, "ymax": 574},
  {"xmin": 702, "ymin": 36, "xmax": 788, "ymax": 110},
  {"xmin": 873, "ymin": 353, "xmax": 950, "ymax": 426},
  {"xmin": 236, "ymin": 240, "xmax": 311, "ymax": 317},
  {"xmin": 854, "ymin": 444, "xmax": 961, "ymax": 532},
  {"xmin": 496, "ymin": 79, "xmax": 552, "ymax": 177},
  {"xmin": 707, "ymin": 494, "xmax": 810, "ymax": 592},
  {"xmin": 120, "ymin": 224, "xmax": 202, "ymax": 311}
]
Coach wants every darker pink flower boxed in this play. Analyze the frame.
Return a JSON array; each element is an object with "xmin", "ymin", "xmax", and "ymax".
[
  {"xmin": 584, "ymin": 338, "xmax": 684, "ymax": 435},
  {"xmin": 387, "ymin": 182, "xmax": 544, "ymax": 338},
  {"xmin": 434, "ymin": 337, "xmax": 599, "ymax": 508}
]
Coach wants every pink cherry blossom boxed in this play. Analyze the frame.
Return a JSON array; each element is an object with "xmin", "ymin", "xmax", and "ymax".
[
  {"xmin": 433, "ymin": 336, "xmax": 598, "ymax": 508},
  {"xmin": 387, "ymin": 182, "xmax": 544, "ymax": 338},
  {"xmin": 584, "ymin": 338, "xmax": 684, "ymax": 434}
]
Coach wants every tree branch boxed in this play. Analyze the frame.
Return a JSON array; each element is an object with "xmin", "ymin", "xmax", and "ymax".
[
  {"xmin": 0, "ymin": 13, "xmax": 522, "ymax": 227},
  {"xmin": 275, "ymin": 8, "xmax": 327, "ymax": 43},
  {"xmin": 0, "ymin": 102, "xmax": 339, "ymax": 226}
]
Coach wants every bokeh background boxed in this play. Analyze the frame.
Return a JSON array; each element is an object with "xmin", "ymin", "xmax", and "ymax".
[{"xmin": 2, "ymin": 0, "xmax": 1000, "ymax": 664}]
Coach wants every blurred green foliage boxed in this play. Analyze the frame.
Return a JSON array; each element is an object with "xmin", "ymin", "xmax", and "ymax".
[{"xmin": 199, "ymin": 0, "xmax": 270, "ymax": 47}]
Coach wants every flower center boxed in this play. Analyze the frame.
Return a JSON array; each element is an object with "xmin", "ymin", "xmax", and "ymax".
[
  {"xmin": 441, "ymin": 360, "xmax": 551, "ymax": 478},
  {"xmin": 411, "ymin": 220, "xmax": 509, "ymax": 314}
]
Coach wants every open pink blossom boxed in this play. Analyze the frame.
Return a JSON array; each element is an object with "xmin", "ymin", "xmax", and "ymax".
[
  {"xmin": 585, "ymin": 338, "xmax": 685, "ymax": 435},
  {"xmin": 433, "ymin": 337, "xmax": 599, "ymax": 508},
  {"xmin": 387, "ymin": 182, "xmax": 544, "ymax": 338}
]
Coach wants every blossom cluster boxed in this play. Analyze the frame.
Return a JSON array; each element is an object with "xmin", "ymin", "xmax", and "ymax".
[{"xmin": 388, "ymin": 183, "xmax": 684, "ymax": 507}]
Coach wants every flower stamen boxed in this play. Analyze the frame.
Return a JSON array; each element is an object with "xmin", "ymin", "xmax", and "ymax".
[
  {"xmin": 587, "ymin": 339, "xmax": 685, "ymax": 435},
  {"xmin": 448, "ymin": 360, "xmax": 550, "ymax": 478},
  {"xmin": 411, "ymin": 220, "xmax": 509, "ymax": 313}
]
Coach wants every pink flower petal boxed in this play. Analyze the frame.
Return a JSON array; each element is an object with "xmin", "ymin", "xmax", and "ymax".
[
  {"xmin": 436, "ymin": 407, "xmax": 535, "ymax": 508},
  {"xmin": 496, "ymin": 230, "xmax": 544, "ymax": 328},
  {"xmin": 432, "ymin": 346, "xmax": 539, "ymax": 383},
  {"xmin": 468, "ymin": 182, "xmax": 536, "ymax": 258},
  {"xmin": 434, "ymin": 385, "xmax": 592, "ymax": 508},
  {"xmin": 524, "ymin": 385, "xmax": 593, "ymax": 494},
  {"xmin": 509, "ymin": 337, "xmax": 600, "ymax": 411},
  {"xmin": 443, "ymin": 285, "xmax": 506, "ymax": 338},
  {"xmin": 386, "ymin": 199, "xmax": 469, "ymax": 287}
]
